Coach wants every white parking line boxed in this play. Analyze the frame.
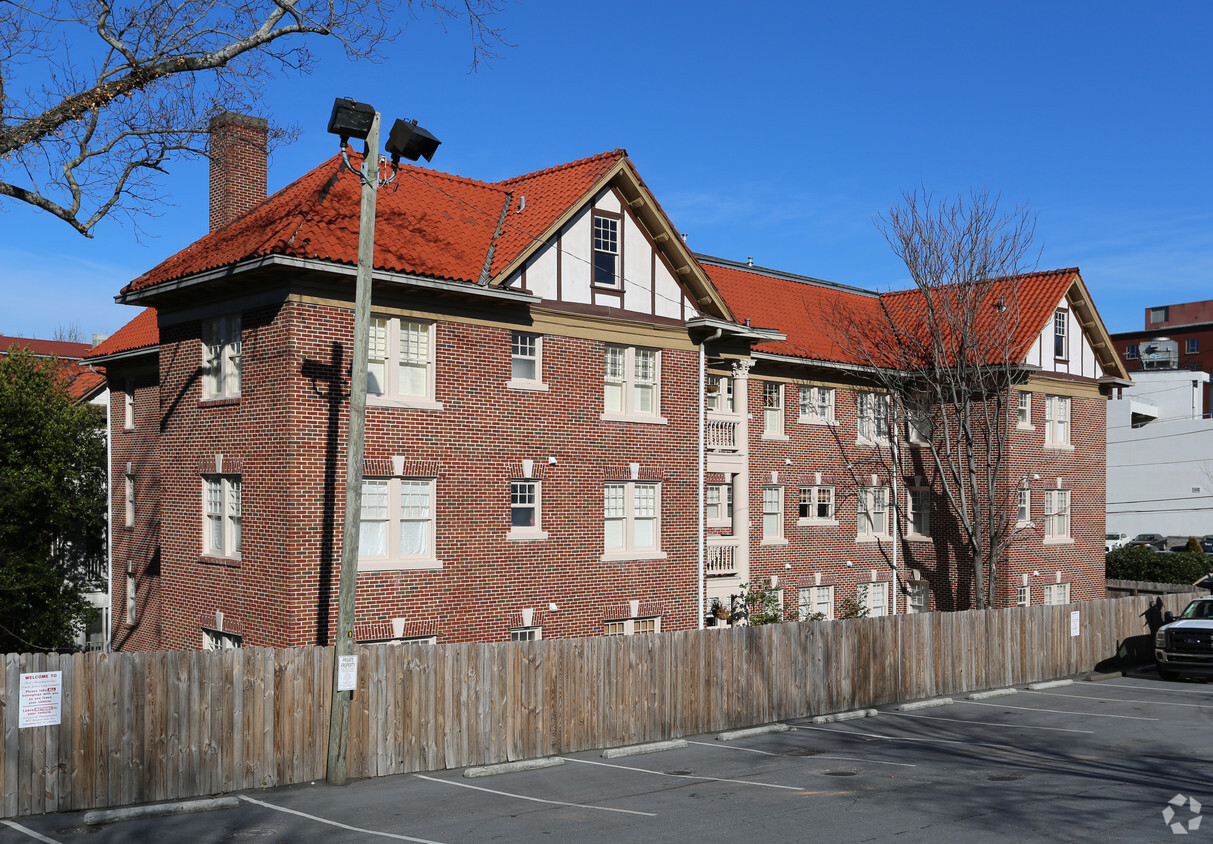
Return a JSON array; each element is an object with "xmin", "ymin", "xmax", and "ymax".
[
  {"xmin": 1075, "ymin": 682, "xmax": 1213, "ymax": 699},
  {"xmin": 959, "ymin": 700, "xmax": 1158, "ymax": 721},
  {"xmin": 0, "ymin": 820, "xmax": 62, "ymax": 844},
  {"xmin": 1025, "ymin": 689, "xmax": 1213, "ymax": 709},
  {"xmin": 796, "ymin": 723, "xmax": 1004, "ymax": 749},
  {"xmin": 565, "ymin": 757, "xmax": 804, "ymax": 790},
  {"xmin": 413, "ymin": 775, "xmax": 656, "ymax": 816},
  {"xmin": 887, "ymin": 710, "xmax": 1094, "ymax": 734},
  {"xmin": 685, "ymin": 739, "xmax": 918, "ymax": 767},
  {"xmin": 238, "ymin": 795, "xmax": 445, "ymax": 843}
]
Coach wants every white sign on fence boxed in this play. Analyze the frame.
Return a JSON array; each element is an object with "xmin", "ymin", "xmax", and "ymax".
[
  {"xmin": 19, "ymin": 672, "xmax": 62, "ymax": 728},
  {"xmin": 1070, "ymin": 610, "xmax": 1081, "ymax": 638},
  {"xmin": 337, "ymin": 655, "xmax": 358, "ymax": 691}
]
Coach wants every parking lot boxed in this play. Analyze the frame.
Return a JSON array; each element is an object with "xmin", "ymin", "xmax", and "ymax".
[{"xmin": 5, "ymin": 670, "xmax": 1212, "ymax": 844}]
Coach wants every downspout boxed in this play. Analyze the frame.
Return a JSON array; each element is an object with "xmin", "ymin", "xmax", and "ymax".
[
  {"xmin": 889, "ymin": 401, "xmax": 900, "ymax": 617},
  {"xmin": 105, "ymin": 383, "xmax": 113, "ymax": 653},
  {"xmin": 699, "ymin": 328, "xmax": 723, "ymax": 630}
]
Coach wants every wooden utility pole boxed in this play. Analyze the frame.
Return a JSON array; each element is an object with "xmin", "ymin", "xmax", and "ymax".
[{"xmin": 326, "ymin": 111, "xmax": 380, "ymax": 786}]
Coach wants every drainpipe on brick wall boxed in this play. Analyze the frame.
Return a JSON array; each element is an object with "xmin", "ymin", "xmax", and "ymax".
[
  {"xmin": 698, "ymin": 328, "xmax": 723, "ymax": 630},
  {"xmin": 889, "ymin": 400, "xmax": 900, "ymax": 617},
  {"xmin": 105, "ymin": 384, "xmax": 113, "ymax": 652}
]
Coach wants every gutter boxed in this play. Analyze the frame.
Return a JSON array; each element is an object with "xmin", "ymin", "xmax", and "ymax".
[
  {"xmin": 86, "ymin": 345, "xmax": 159, "ymax": 367},
  {"xmin": 698, "ymin": 327, "xmax": 724, "ymax": 630}
]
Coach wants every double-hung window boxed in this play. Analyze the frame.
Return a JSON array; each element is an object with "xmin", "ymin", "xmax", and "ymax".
[
  {"xmin": 1043, "ymin": 582, "xmax": 1070, "ymax": 605},
  {"xmin": 706, "ymin": 375, "xmax": 734, "ymax": 413},
  {"xmin": 604, "ymin": 616, "xmax": 661, "ymax": 636},
  {"xmin": 509, "ymin": 332, "xmax": 546, "ymax": 389},
  {"xmin": 126, "ymin": 566, "xmax": 137, "ymax": 624},
  {"xmin": 1044, "ymin": 489, "xmax": 1071, "ymax": 541},
  {"xmin": 762, "ymin": 382, "xmax": 784, "ymax": 436},
  {"xmin": 798, "ymin": 486, "xmax": 835, "ymax": 523},
  {"xmin": 907, "ymin": 582, "xmax": 928, "ymax": 613},
  {"xmin": 706, "ymin": 483, "xmax": 733, "ymax": 524},
  {"xmin": 1053, "ymin": 309, "xmax": 1068, "ymax": 359},
  {"xmin": 124, "ymin": 379, "xmax": 135, "ymax": 429},
  {"xmin": 857, "ymin": 581, "xmax": 889, "ymax": 617},
  {"xmin": 1017, "ymin": 584, "xmax": 1030, "ymax": 607},
  {"xmin": 857, "ymin": 486, "xmax": 889, "ymax": 540},
  {"xmin": 508, "ymin": 480, "xmax": 547, "ymax": 540},
  {"xmin": 203, "ymin": 629, "xmax": 242, "ymax": 649},
  {"xmin": 907, "ymin": 489, "xmax": 931, "ymax": 538},
  {"xmin": 604, "ymin": 482, "xmax": 661, "ymax": 558},
  {"xmin": 1045, "ymin": 395, "xmax": 1071, "ymax": 446},
  {"xmin": 124, "ymin": 473, "xmax": 135, "ymax": 528},
  {"xmin": 359, "ymin": 477, "xmax": 439, "ymax": 570},
  {"xmin": 762, "ymin": 486, "xmax": 784, "ymax": 541},
  {"xmin": 1125, "ymin": 344, "xmax": 1139, "ymax": 360},
  {"xmin": 857, "ymin": 392, "xmax": 890, "ymax": 442},
  {"xmin": 202, "ymin": 315, "xmax": 241, "ymax": 400},
  {"xmin": 203, "ymin": 475, "xmax": 241, "ymax": 558},
  {"xmin": 368, "ymin": 317, "xmax": 437, "ymax": 405},
  {"xmin": 603, "ymin": 346, "xmax": 660, "ymax": 420},
  {"xmin": 905, "ymin": 392, "xmax": 930, "ymax": 443},
  {"xmin": 798, "ymin": 386, "xmax": 835, "ymax": 424},
  {"xmin": 510, "ymin": 626, "xmax": 542, "ymax": 641},
  {"xmin": 798, "ymin": 585, "xmax": 835, "ymax": 620},
  {"xmin": 1017, "ymin": 391, "xmax": 1032, "ymax": 427},
  {"xmin": 1017, "ymin": 489, "xmax": 1031, "ymax": 526},
  {"xmin": 1188, "ymin": 338, "xmax": 1200, "ymax": 355},
  {"xmin": 592, "ymin": 214, "xmax": 620, "ymax": 287}
]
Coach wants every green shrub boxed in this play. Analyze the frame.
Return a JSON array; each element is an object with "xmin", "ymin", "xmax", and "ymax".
[{"xmin": 1106, "ymin": 546, "xmax": 1209, "ymax": 585}]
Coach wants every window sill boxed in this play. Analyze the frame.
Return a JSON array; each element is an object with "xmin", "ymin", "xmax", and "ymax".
[
  {"xmin": 855, "ymin": 438, "xmax": 890, "ymax": 448},
  {"xmin": 1043, "ymin": 537, "xmax": 1074, "ymax": 546},
  {"xmin": 591, "ymin": 282, "xmax": 624, "ymax": 294},
  {"xmin": 1017, "ymin": 423, "xmax": 1036, "ymax": 432},
  {"xmin": 906, "ymin": 439, "xmax": 930, "ymax": 449},
  {"xmin": 761, "ymin": 433, "xmax": 789, "ymax": 441},
  {"xmin": 795, "ymin": 417, "xmax": 836, "ymax": 427},
  {"xmin": 199, "ymin": 397, "xmax": 240, "ymax": 408},
  {"xmin": 368, "ymin": 396, "xmax": 444, "ymax": 411},
  {"xmin": 123, "ymin": 425, "xmax": 135, "ymax": 432},
  {"xmin": 797, "ymin": 518, "xmax": 839, "ymax": 527},
  {"xmin": 1016, "ymin": 520, "xmax": 1035, "ymax": 530},
  {"xmin": 601, "ymin": 550, "xmax": 668, "ymax": 563},
  {"xmin": 760, "ymin": 537, "xmax": 788, "ymax": 546},
  {"xmin": 903, "ymin": 534, "xmax": 934, "ymax": 543},
  {"xmin": 199, "ymin": 554, "xmax": 241, "ymax": 568},
  {"xmin": 1043, "ymin": 443, "xmax": 1074, "ymax": 452},
  {"xmin": 855, "ymin": 535, "xmax": 891, "ymax": 543},
  {"xmin": 600, "ymin": 411, "xmax": 669, "ymax": 425},
  {"xmin": 507, "ymin": 529, "xmax": 550, "ymax": 542},
  {"xmin": 707, "ymin": 520, "xmax": 733, "ymax": 530},
  {"xmin": 357, "ymin": 557, "xmax": 443, "ymax": 572},
  {"xmin": 507, "ymin": 379, "xmax": 549, "ymax": 392}
]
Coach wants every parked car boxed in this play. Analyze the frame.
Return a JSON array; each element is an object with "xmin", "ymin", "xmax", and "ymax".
[
  {"xmin": 1155, "ymin": 597, "xmax": 1213, "ymax": 680},
  {"xmin": 1201, "ymin": 535, "xmax": 1213, "ymax": 554},
  {"xmin": 1105, "ymin": 532, "xmax": 1129, "ymax": 553},
  {"xmin": 1126, "ymin": 533, "xmax": 1167, "ymax": 551}
]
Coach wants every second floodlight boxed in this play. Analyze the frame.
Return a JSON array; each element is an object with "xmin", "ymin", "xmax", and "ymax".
[
  {"xmin": 385, "ymin": 119, "xmax": 441, "ymax": 163},
  {"xmin": 327, "ymin": 98, "xmax": 376, "ymax": 143}
]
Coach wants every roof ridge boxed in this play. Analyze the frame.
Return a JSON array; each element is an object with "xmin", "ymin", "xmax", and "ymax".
[
  {"xmin": 497, "ymin": 149, "xmax": 627, "ymax": 186},
  {"xmin": 697, "ymin": 254, "xmax": 879, "ymax": 298}
]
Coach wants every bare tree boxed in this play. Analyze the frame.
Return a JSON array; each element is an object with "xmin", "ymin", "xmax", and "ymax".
[
  {"xmin": 830, "ymin": 188, "xmax": 1038, "ymax": 608},
  {"xmin": 0, "ymin": 0, "xmax": 505, "ymax": 236}
]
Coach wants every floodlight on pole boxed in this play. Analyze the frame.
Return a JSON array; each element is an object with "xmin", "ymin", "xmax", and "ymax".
[{"xmin": 323, "ymin": 97, "xmax": 439, "ymax": 786}]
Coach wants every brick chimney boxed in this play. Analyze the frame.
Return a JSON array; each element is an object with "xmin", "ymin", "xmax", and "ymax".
[{"xmin": 208, "ymin": 112, "xmax": 268, "ymax": 231}]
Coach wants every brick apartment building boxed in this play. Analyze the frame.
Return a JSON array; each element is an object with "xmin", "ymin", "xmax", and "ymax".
[
  {"xmin": 1110, "ymin": 299, "xmax": 1213, "ymax": 416},
  {"xmin": 86, "ymin": 113, "xmax": 1129, "ymax": 650}
]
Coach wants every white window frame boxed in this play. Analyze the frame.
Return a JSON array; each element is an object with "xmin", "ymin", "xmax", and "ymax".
[
  {"xmin": 905, "ymin": 393, "xmax": 931, "ymax": 445},
  {"xmin": 603, "ymin": 481, "xmax": 664, "ymax": 561},
  {"xmin": 1125, "ymin": 344, "xmax": 1138, "ymax": 360},
  {"xmin": 798, "ymin": 585, "xmax": 834, "ymax": 620},
  {"xmin": 125, "ymin": 565, "xmax": 136, "ymax": 625},
  {"xmin": 706, "ymin": 374, "xmax": 735, "ymax": 413},
  {"xmin": 857, "ymin": 581, "xmax": 889, "ymax": 617},
  {"xmin": 906, "ymin": 488, "xmax": 931, "ymax": 539},
  {"xmin": 366, "ymin": 317, "xmax": 442, "ymax": 409},
  {"xmin": 202, "ymin": 315, "xmax": 241, "ymax": 400},
  {"xmin": 798, "ymin": 385, "xmax": 836, "ymax": 424},
  {"xmin": 202, "ymin": 629, "xmax": 242, "ymax": 649},
  {"xmin": 1017, "ymin": 584, "xmax": 1030, "ymax": 607},
  {"xmin": 1043, "ymin": 582, "xmax": 1070, "ymax": 605},
  {"xmin": 762, "ymin": 381, "xmax": 786, "ymax": 438},
  {"xmin": 1044, "ymin": 489, "xmax": 1071, "ymax": 543},
  {"xmin": 510, "ymin": 626, "xmax": 542, "ymax": 642},
  {"xmin": 602, "ymin": 346, "xmax": 664, "ymax": 423},
  {"xmin": 706, "ymin": 483, "xmax": 733, "ymax": 526},
  {"xmin": 1053, "ymin": 309, "xmax": 1068, "ymax": 359},
  {"xmin": 1045, "ymin": 395, "xmax": 1071, "ymax": 448},
  {"xmin": 124, "ymin": 473, "xmax": 135, "ymax": 528},
  {"xmin": 592, "ymin": 213, "xmax": 621, "ymax": 288},
  {"xmin": 508, "ymin": 331, "xmax": 547, "ymax": 391},
  {"xmin": 508, "ymin": 479, "xmax": 548, "ymax": 541},
  {"xmin": 1017, "ymin": 488, "xmax": 1031, "ymax": 527},
  {"xmin": 1017, "ymin": 391, "xmax": 1033, "ymax": 429},
  {"xmin": 124, "ymin": 379, "xmax": 135, "ymax": 429},
  {"xmin": 358, "ymin": 477, "xmax": 441, "ymax": 571},
  {"xmin": 857, "ymin": 486, "xmax": 890, "ymax": 540},
  {"xmin": 202, "ymin": 474, "xmax": 242, "ymax": 559},
  {"xmin": 762, "ymin": 485, "xmax": 785, "ymax": 543},
  {"xmin": 907, "ymin": 581, "xmax": 928, "ymax": 614},
  {"xmin": 604, "ymin": 616, "xmax": 662, "ymax": 636},
  {"xmin": 798, "ymin": 485, "xmax": 836, "ymax": 525},
  {"xmin": 857, "ymin": 392, "xmax": 890, "ymax": 443}
]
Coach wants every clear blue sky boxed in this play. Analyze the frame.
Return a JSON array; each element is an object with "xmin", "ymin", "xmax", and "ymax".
[{"xmin": 3, "ymin": 0, "xmax": 1211, "ymax": 341}]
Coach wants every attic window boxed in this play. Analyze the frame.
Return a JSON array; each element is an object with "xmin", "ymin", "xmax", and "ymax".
[
  {"xmin": 1053, "ymin": 310, "xmax": 1068, "ymax": 359},
  {"xmin": 593, "ymin": 214, "xmax": 620, "ymax": 287}
]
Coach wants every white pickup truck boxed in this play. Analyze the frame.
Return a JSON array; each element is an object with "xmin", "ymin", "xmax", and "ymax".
[{"xmin": 1155, "ymin": 597, "xmax": 1213, "ymax": 680}]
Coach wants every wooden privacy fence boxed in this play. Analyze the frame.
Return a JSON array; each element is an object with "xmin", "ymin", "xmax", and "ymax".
[{"xmin": 0, "ymin": 592, "xmax": 1197, "ymax": 819}]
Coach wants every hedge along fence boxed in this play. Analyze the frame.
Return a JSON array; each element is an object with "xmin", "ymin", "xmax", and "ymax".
[{"xmin": 0, "ymin": 592, "xmax": 1199, "ymax": 819}]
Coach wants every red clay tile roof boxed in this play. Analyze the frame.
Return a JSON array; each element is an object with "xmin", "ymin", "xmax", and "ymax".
[
  {"xmin": 125, "ymin": 150, "xmax": 628, "ymax": 294},
  {"xmin": 0, "ymin": 336, "xmax": 92, "ymax": 359},
  {"xmin": 86, "ymin": 308, "xmax": 159, "ymax": 359},
  {"xmin": 65, "ymin": 365, "xmax": 106, "ymax": 402},
  {"xmin": 706, "ymin": 263, "xmax": 1081, "ymax": 369}
]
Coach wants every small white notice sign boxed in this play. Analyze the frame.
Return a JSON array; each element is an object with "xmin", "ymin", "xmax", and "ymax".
[
  {"xmin": 1070, "ymin": 610, "xmax": 1080, "ymax": 638},
  {"xmin": 337, "ymin": 655, "xmax": 358, "ymax": 691},
  {"xmin": 20, "ymin": 672, "xmax": 62, "ymax": 728}
]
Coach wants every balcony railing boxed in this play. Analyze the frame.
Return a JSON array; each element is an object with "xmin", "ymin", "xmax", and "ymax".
[
  {"xmin": 706, "ymin": 419, "xmax": 740, "ymax": 452},
  {"xmin": 706, "ymin": 537, "xmax": 741, "ymax": 577}
]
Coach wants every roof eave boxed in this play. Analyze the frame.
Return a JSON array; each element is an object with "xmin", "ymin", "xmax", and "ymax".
[
  {"xmin": 86, "ymin": 345, "xmax": 159, "ymax": 366},
  {"xmin": 686, "ymin": 316, "xmax": 784, "ymax": 342}
]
